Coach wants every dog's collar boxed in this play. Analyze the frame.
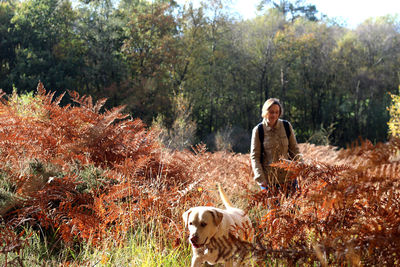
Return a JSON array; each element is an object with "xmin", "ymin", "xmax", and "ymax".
[{"xmin": 192, "ymin": 237, "xmax": 209, "ymax": 249}]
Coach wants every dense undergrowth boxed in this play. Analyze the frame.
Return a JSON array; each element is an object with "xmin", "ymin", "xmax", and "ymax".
[{"xmin": 0, "ymin": 83, "xmax": 399, "ymax": 266}]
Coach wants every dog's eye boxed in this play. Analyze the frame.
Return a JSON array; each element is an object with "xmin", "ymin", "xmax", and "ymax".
[
  {"xmin": 200, "ymin": 222, "xmax": 207, "ymax": 227},
  {"xmin": 189, "ymin": 222, "xmax": 193, "ymax": 225}
]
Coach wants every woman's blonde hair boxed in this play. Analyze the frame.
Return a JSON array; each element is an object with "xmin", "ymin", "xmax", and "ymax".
[{"xmin": 261, "ymin": 98, "xmax": 283, "ymax": 118}]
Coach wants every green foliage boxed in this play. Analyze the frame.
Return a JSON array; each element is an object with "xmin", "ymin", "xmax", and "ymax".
[
  {"xmin": 257, "ymin": 0, "xmax": 318, "ymax": 22},
  {"xmin": 9, "ymin": 0, "xmax": 83, "ymax": 93},
  {"xmin": 75, "ymin": 0, "xmax": 128, "ymax": 95},
  {"xmin": 388, "ymin": 91, "xmax": 400, "ymax": 138},
  {"xmin": 0, "ymin": 224, "xmax": 193, "ymax": 266},
  {"xmin": 0, "ymin": 170, "xmax": 19, "ymax": 216},
  {"xmin": 0, "ymin": 2, "xmax": 17, "ymax": 91},
  {"xmin": 120, "ymin": 2, "xmax": 179, "ymax": 123},
  {"xmin": 71, "ymin": 164, "xmax": 112, "ymax": 194},
  {"xmin": 1, "ymin": 0, "xmax": 399, "ymax": 149},
  {"xmin": 8, "ymin": 88, "xmax": 48, "ymax": 119}
]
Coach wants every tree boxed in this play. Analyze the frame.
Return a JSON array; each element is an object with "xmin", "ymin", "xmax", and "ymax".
[
  {"xmin": 257, "ymin": 0, "xmax": 318, "ymax": 22},
  {"xmin": 330, "ymin": 16, "xmax": 400, "ymax": 144},
  {"xmin": 272, "ymin": 19, "xmax": 339, "ymax": 140},
  {"xmin": 10, "ymin": 0, "xmax": 84, "ymax": 93},
  {"xmin": 355, "ymin": 17, "xmax": 400, "ymax": 142},
  {"xmin": 0, "ymin": 1, "xmax": 17, "ymax": 92},
  {"xmin": 236, "ymin": 9, "xmax": 286, "ymax": 111},
  {"xmin": 121, "ymin": 1, "xmax": 179, "ymax": 124},
  {"xmin": 177, "ymin": 0, "xmax": 242, "ymax": 142},
  {"xmin": 75, "ymin": 0, "xmax": 128, "ymax": 98}
]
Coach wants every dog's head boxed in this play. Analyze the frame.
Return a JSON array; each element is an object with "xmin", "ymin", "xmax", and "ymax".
[{"xmin": 183, "ymin": 207, "xmax": 223, "ymax": 249}]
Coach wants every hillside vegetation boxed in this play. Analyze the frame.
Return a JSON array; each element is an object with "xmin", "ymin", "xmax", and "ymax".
[
  {"xmin": 2, "ymin": 0, "xmax": 400, "ymax": 149},
  {"xmin": 0, "ymin": 84, "xmax": 399, "ymax": 266}
]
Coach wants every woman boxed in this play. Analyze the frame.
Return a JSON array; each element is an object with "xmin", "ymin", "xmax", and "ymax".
[{"xmin": 250, "ymin": 98, "xmax": 301, "ymax": 190}]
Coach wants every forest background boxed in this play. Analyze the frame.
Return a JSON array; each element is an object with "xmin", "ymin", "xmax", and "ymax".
[{"xmin": 1, "ymin": 0, "xmax": 400, "ymax": 151}]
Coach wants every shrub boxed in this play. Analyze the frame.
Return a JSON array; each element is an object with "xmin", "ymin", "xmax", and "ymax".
[
  {"xmin": 152, "ymin": 92, "xmax": 197, "ymax": 150},
  {"xmin": 388, "ymin": 91, "xmax": 400, "ymax": 138}
]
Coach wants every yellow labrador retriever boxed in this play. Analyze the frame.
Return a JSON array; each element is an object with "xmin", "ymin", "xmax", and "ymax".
[{"xmin": 183, "ymin": 184, "xmax": 252, "ymax": 267}]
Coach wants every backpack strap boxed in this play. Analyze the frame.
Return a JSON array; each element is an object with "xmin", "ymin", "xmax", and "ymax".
[
  {"xmin": 257, "ymin": 122, "xmax": 264, "ymax": 164},
  {"xmin": 282, "ymin": 120, "xmax": 291, "ymax": 140}
]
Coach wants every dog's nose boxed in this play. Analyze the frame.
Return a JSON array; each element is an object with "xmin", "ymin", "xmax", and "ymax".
[{"xmin": 190, "ymin": 235, "xmax": 199, "ymax": 244}]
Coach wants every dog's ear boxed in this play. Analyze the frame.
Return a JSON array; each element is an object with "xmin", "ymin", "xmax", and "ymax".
[
  {"xmin": 211, "ymin": 209, "xmax": 223, "ymax": 226},
  {"xmin": 182, "ymin": 209, "xmax": 192, "ymax": 228}
]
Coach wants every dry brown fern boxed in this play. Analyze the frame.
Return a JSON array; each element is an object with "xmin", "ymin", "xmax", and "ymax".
[
  {"xmin": 247, "ymin": 138, "xmax": 400, "ymax": 265},
  {"xmin": 2, "ymin": 82, "xmax": 400, "ymax": 266},
  {"xmin": 0, "ymin": 83, "xmax": 193, "ymax": 246},
  {"xmin": 0, "ymin": 222, "xmax": 32, "ymax": 266}
]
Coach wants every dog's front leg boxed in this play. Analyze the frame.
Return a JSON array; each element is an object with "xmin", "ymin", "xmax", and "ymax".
[
  {"xmin": 224, "ymin": 259, "xmax": 234, "ymax": 267},
  {"xmin": 233, "ymin": 259, "xmax": 246, "ymax": 267}
]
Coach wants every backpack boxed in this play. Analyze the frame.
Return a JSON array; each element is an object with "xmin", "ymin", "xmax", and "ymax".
[{"xmin": 257, "ymin": 120, "xmax": 291, "ymax": 164}]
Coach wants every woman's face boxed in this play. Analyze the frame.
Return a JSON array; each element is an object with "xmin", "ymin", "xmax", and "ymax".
[{"xmin": 266, "ymin": 104, "xmax": 280, "ymax": 126}]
